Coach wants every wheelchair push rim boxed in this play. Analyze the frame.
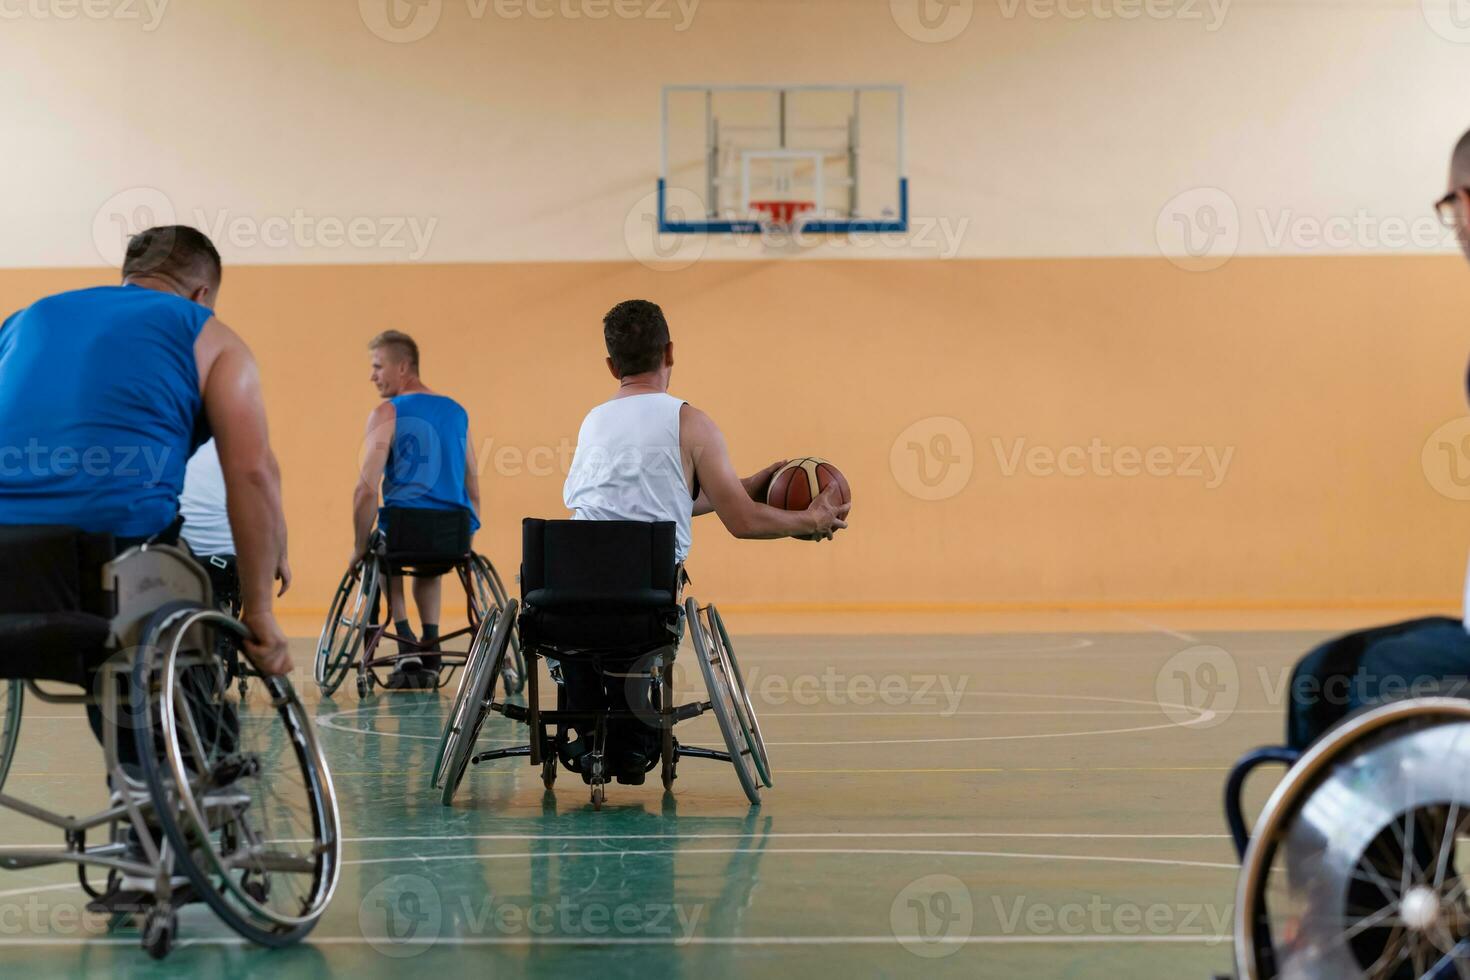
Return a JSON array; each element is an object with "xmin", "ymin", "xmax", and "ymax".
[
  {"xmin": 136, "ymin": 604, "xmax": 342, "ymax": 942},
  {"xmin": 432, "ymin": 606, "xmax": 499, "ymax": 788},
  {"xmin": 315, "ymin": 557, "xmax": 379, "ymax": 695},
  {"xmin": 708, "ymin": 605, "xmax": 772, "ymax": 789},
  {"xmin": 0, "ymin": 680, "xmax": 21, "ymax": 795},
  {"xmin": 686, "ymin": 599, "xmax": 761, "ymax": 806},
  {"xmin": 470, "ymin": 554, "xmax": 525, "ymax": 694},
  {"xmin": 440, "ymin": 599, "xmax": 517, "ymax": 806},
  {"xmin": 1235, "ymin": 697, "xmax": 1470, "ymax": 980}
]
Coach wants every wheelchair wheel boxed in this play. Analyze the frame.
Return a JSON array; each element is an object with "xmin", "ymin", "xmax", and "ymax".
[
  {"xmin": 439, "ymin": 600, "xmax": 517, "ymax": 806},
  {"xmin": 472, "ymin": 555, "xmax": 525, "ymax": 695},
  {"xmin": 708, "ymin": 605, "xmax": 772, "ymax": 789},
  {"xmin": 315, "ymin": 557, "xmax": 380, "ymax": 696},
  {"xmin": 432, "ymin": 607, "xmax": 499, "ymax": 788},
  {"xmin": 686, "ymin": 599, "xmax": 761, "ymax": 805},
  {"xmin": 133, "ymin": 602, "xmax": 341, "ymax": 947},
  {"xmin": 1235, "ymin": 697, "xmax": 1470, "ymax": 979},
  {"xmin": 0, "ymin": 680, "xmax": 21, "ymax": 794}
]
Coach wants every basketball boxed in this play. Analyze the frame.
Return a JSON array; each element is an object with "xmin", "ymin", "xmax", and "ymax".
[{"xmin": 766, "ymin": 457, "xmax": 851, "ymax": 511}]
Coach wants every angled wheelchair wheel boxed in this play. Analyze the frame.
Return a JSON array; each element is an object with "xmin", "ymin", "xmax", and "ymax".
[
  {"xmin": 1235, "ymin": 697, "xmax": 1470, "ymax": 980},
  {"xmin": 440, "ymin": 600, "xmax": 517, "ymax": 806},
  {"xmin": 708, "ymin": 605, "xmax": 772, "ymax": 789},
  {"xmin": 686, "ymin": 599, "xmax": 761, "ymax": 805},
  {"xmin": 0, "ymin": 680, "xmax": 21, "ymax": 794},
  {"xmin": 134, "ymin": 602, "xmax": 342, "ymax": 948},
  {"xmin": 432, "ymin": 607, "xmax": 499, "ymax": 788},
  {"xmin": 472, "ymin": 554, "xmax": 525, "ymax": 695},
  {"xmin": 315, "ymin": 557, "xmax": 380, "ymax": 696}
]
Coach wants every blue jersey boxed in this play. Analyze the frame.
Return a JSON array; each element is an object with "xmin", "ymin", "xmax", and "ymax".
[
  {"xmin": 0, "ymin": 285, "xmax": 212, "ymax": 538},
  {"xmin": 381, "ymin": 393, "xmax": 479, "ymax": 531}
]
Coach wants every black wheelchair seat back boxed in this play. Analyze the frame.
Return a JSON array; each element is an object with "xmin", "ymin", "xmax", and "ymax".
[
  {"xmin": 382, "ymin": 506, "xmax": 474, "ymax": 576},
  {"xmin": 0, "ymin": 525, "xmax": 117, "ymax": 684},
  {"xmin": 519, "ymin": 518, "xmax": 680, "ymax": 655}
]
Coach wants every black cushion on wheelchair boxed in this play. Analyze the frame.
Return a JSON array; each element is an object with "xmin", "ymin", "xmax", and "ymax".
[
  {"xmin": 519, "ymin": 519, "xmax": 679, "ymax": 654},
  {"xmin": 382, "ymin": 506, "xmax": 473, "ymax": 574},
  {"xmin": 0, "ymin": 612, "xmax": 114, "ymax": 684},
  {"xmin": 0, "ymin": 525, "xmax": 119, "ymax": 684}
]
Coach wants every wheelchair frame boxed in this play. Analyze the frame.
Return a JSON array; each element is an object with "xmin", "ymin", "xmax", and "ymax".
[
  {"xmin": 0, "ymin": 542, "xmax": 341, "ymax": 959},
  {"xmin": 436, "ymin": 595, "xmax": 772, "ymax": 810},
  {"xmin": 315, "ymin": 543, "xmax": 524, "ymax": 699},
  {"xmin": 1225, "ymin": 697, "xmax": 1470, "ymax": 979}
]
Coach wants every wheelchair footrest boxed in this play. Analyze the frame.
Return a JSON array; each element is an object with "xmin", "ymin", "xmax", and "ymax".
[
  {"xmin": 471, "ymin": 745, "xmax": 532, "ymax": 766},
  {"xmin": 676, "ymin": 744, "xmax": 731, "ymax": 763},
  {"xmin": 672, "ymin": 701, "xmax": 710, "ymax": 723}
]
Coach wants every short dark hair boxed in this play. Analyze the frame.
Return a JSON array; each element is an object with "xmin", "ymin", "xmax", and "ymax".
[
  {"xmin": 603, "ymin": 299, "xmax": 670, "ymax": 377},
  {"xmin": 369, "ymin": 329, "xmax": 420, "ymax": 373},
  {"xmin": 121, "ymin": 225, "xmax": 222, "ymax": 291},
  {"xmin": 1455, "ymin": 128, "xmax": 1470, "ymax": 185}
]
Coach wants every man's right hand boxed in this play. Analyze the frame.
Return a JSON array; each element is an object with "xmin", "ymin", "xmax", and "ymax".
[
  {"xmin": 803, "ymin": 481, "xmax": 851, "ymax": 542},
  {"xmin": 241, "ymin": 609, "xmax": 293, "ymax": 676}
]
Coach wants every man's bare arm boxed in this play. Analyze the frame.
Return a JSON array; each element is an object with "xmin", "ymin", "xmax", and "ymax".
[
  {"xmin": 352, "ymin": 401, "xmax": 394, "ymax": 562},
  {"xmin": 681, "ymin": 405, "xmax": 847, "ymax": 540},
  {"xmin": 197, "ymin": 317, "xmax": 291, "ymax": 674},
  {"xmin": 693, "ymin": 458, "xmax": 786, "ymax": 517}
]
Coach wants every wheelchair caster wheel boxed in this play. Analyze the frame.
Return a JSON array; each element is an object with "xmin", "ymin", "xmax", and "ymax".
[
  {"xmin": 237, "ymin": 679, "xmax": 249, "ymax": 702},
  {"xmin": 542, "ymin": 756, "xmax": 557, "ymax": 789},
  {"xmin": 243, "ymin": 877, "xmax": 269, "ymax": 903},
  {"xmin": 356, "ymin": 674, "xmax": 373, "ymax": 699},
  {"xmin": 142, "ymin": 906, "xmax": 176, "ymax": 960},
  {"xmin": 590, "ymin": 783, "xmax": 605, "ymax": 810},
  {"xmin": 661, "ymin": 760, "xmax": 675, "ymax": 791}
]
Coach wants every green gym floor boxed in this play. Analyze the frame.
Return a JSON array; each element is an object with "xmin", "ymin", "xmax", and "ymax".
[{"xmin": 0, "ymin": 608, "xmax": 1436, "ymax": 979}]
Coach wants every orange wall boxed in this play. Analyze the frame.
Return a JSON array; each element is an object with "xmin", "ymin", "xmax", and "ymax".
[{"xmin": 3, "ymin": 256, "xmax": 1469, "ymax": 612}]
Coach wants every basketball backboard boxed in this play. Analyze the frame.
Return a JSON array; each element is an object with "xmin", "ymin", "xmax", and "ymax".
[{"xmin": 658, "ymin": 84, "xmax": 907, "ymax": 234}]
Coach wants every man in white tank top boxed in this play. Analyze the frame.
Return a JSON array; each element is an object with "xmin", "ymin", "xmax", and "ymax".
[
  {"xmin": 560, "ymin": 300, "xmax": 849, "ymax": 783},
  {"xmin": 565, "ymin": 299, "xmax": 848, "ymax": 558}
]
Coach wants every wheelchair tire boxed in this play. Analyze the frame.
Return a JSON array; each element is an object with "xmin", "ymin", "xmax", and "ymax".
[
  {"xmin": 315, "ymin": 558, "xmax": 380, "ymax": 697},
  {"xmin": 432, "ymin": 607, "xmax": 499, "ymax": 788},
  {"xmin": 1234, "ymin": 697, "xmax": 1470, "ymax": 979},
  {"xmin": 473, "ymin": 555, "xmax": 526, "ymax": 695},
  {"xmin": 686, "ymin": 599, "xmax": 761, "ymax": 806},
  {"xmin": 440, "ymin": 600, "xmax": 517, "ymax": 806},
  {"xmin": 0, "ymin": 680, "xmax": 22, "ymax": 795},
  {"xmin": 133, "ymin": 602, "xmax": 341, "ymax": 948},
  {"xmin": 709, "ymin": 605, "xmax": 772, "ymax": 789}
]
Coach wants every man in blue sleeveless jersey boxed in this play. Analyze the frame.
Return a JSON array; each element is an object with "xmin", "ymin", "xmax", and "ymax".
[
  {"xmin": 0, "ymin": 226, "xmax": 291, "ymax": 678},
  {"xmin": 350, "ymin": 330, "xmax": 481, "ymax": 688}
]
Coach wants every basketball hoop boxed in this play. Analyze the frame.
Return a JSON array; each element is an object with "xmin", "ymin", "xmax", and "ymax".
[{"xmin": 751, "ymin": 200, "xmax": 815, "ymax": 230}]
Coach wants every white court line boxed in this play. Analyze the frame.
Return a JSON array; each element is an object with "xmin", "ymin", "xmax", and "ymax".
[
  {"xmin": 342, "ymin": 847, "xmax": 1238, "ymax": 871},
  {"xmin": 0, "ymin": 934, "xmax": 1232, "ymax": 947},
  {"xmin": 1110, "ymin": 613, "xmax": 1200, "ymax": 644}
]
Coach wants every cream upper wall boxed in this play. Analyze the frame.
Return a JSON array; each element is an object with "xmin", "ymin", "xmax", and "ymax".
[{"xmin": 1, "ymin": 0, "xmax": 1469, "ymax": 267}]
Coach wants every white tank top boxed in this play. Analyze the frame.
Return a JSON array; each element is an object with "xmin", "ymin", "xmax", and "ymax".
[
  {"xmin": 179, "ymin": 439, "xmax": 236, "ymax": 556},
  {"xmin": 564, "ymin": 392, "xmax": 693, "ymax": 562}
]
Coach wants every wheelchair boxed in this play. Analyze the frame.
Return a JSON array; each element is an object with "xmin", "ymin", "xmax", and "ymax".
[
  {"xmin": 314, "ymin": 505, "xmax": 524, "ymax": 699},
  {"xmin": 0, "ymin": 525, "xmax": 341, "ymax": 959},
  {"xmin": 435, "ymin": 518, "xmax": 771, "ymax": 810},
  {"xmin": 1225, "ymin": 694, "xmax": 1470, "ymax": 978}
]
